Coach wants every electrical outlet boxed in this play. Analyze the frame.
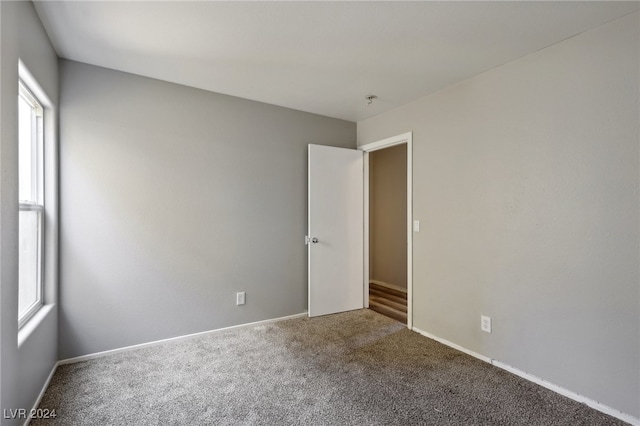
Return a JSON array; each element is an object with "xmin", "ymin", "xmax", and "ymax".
[
  {"xmin": 481, "ymin": 315, "xmax": 491, "ymax": 333},
  {"xmin": 236, "ymin": 292, "xmax": 246, "ymax": 306}
]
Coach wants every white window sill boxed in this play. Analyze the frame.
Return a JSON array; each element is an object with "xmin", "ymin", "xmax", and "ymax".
[{"xmin": 18, "ymin": 304, "xmax": 54, "ymax": 348}]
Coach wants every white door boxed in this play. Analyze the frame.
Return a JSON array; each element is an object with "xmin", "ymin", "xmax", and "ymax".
[{"xmin": 308, "ymin": 144, "xmax": 364, "ymax": 317}]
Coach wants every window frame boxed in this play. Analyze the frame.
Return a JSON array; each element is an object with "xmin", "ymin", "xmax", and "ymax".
[{"xmin": 18, "ymin": 80, "xmax": 45, "ymax": 329}]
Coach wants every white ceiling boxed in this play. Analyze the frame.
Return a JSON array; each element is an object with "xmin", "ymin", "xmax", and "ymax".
[{"xmin": 34, "ymin": 1, "xmax": 639, "ymax": 122}]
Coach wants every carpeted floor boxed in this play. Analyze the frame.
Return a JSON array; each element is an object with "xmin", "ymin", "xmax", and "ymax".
[{"xmin": 34, "ymin": 309, "xmax": 626, "ymax": 425}]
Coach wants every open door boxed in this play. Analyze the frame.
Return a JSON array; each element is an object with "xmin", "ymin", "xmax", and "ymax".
[{"xmin": 307, "ymin": 144, "xmax": 364, "ymax": 317}]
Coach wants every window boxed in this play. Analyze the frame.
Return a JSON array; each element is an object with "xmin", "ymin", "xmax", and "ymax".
[{"xmin": 18, "ymin": 80, "xmax": 44, "ymax": 327}]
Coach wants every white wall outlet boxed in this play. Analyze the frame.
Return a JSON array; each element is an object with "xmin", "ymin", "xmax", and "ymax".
[
  {"xmin": 481, "ymin": 315, "xmax": 492, "ymax": 333},
  {"xmin": 413, "ymin": 220, "xmax": 420, "ymax": 232},
  {"xmin": 236, "ymin": 292, "xmax": 246, "ymax": 306}
]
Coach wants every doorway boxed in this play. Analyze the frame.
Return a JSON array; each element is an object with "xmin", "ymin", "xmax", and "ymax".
[
  {"xmin": 360, "ymin": 133, "xmax": 412, "ymax": 329},
  {"xmin": 368, "ymin": 144, "xmax": 408, "ymax": 323}
]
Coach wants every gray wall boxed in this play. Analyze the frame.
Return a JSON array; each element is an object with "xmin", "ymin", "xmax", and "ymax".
[
  {"xmin": 0, "ymin": 1, "xmax": 58, "ymax": 423},
  {"xmin": 59, "ymin": 60, "xmax": 355, "ymax": 359},
  {"xmin": 358, "ymin": 13, "xmax": 639, "ymax": 418},
  {"xmin": 369, "ymin": 144, "xmax": 407, "ymax": 289}
]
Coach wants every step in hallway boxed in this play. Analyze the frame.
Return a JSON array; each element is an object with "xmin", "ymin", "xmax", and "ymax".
[{"xmin": 368, "ymin": 282, "xmax": 407, "ymax": 324}]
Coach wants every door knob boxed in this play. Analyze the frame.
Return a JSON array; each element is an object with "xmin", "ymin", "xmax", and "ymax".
[{"xmin": 305, "ymin": 236, "xmax": 320, "ymax": 245}]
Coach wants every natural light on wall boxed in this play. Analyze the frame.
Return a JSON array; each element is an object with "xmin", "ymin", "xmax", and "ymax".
[{"xmin": 18, "ymin": 80, "xmax": 44, "ymax": 328}]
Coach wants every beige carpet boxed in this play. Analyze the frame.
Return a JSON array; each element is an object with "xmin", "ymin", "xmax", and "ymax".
[{"xmin": 33, "ymin": 309, "xmax": 626, "ymax": 425}]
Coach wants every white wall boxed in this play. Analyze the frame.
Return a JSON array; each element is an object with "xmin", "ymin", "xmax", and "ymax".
[
  {"xmin": 358, "ymin": 12, "xmax": 639, "ymax": 419},
  {"xmin": 58, "ymin": 60, "xmax": 355, "ymax": 359},
  {"xmin": 369, "ymin": 144, "xmax": 407, "ymax": 289},
  {"xmin": 0, "ymin": 1, "xmax": 58, "ymax": 423}
]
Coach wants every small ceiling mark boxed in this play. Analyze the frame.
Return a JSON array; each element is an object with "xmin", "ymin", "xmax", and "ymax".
[{"xmin": 366, "ymin": 95, "xmax": 378, "ymax": 106}]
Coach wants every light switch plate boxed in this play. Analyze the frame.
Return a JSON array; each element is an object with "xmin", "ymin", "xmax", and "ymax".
[
  {"xmin": 236, "ymin": 292, "xmax": 246, "ymax": 306},
  {"xmin": 413, "ymin": 220, "xmax": 420, "ymax": 232}
]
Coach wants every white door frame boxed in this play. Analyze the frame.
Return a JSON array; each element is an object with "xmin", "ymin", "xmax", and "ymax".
[{"xmin": 359, "ymin": 132, "xmax": 413, "ymax": 329}]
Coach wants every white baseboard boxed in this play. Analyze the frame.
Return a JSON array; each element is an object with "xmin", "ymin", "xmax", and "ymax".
[
  {"xmin": 412, "ymin": 326, "xmax": 492, "ymax": 363},
  {"xmin": 370, "ymin": 279, "xmax": 407, "ymax": 294},
  {"xmin": 24, "ymin": 362, "xmax": 59, "ymax": 426},
  {"xmin": 412, "ymin": 326, "xmax": 639, "ymax": 426},
  {"xmin": 492, "ymin": 360, "xmax": 639, "ymax": 426},
  {"xmin": 58, "ymin": 312, "xmax": 308, "ymax": 365}
]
